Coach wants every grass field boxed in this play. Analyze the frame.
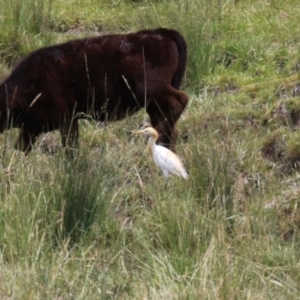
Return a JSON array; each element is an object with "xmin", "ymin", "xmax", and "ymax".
[{"xmin": 1, "ymin": 0, "xmax": 300, "ymax": 299}]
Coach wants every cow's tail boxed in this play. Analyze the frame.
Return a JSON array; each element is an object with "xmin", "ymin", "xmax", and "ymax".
[{"xmin": 157, "ymin": 28, "xmax": 187, "ymax": 90}]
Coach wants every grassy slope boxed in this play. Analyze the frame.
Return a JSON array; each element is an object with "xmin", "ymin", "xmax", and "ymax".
[{"xmin": 1, "ymin": 0, "xmax": 300, "ymax": 299}]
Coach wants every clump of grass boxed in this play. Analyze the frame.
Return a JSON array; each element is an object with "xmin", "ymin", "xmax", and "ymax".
[
  {"xmin": 284, "ymin": 134, "xmax": 300, "ymax": 170},
  {"xmin": 260, "ymin": 129, "xmax": 300, "ymax": 175},
  {"xmin": 261, "ymin": 130, "xmax": 287, "ymax": 163},
  {"xmin": 283, "ymin": 98, "xmax": 300, "ymax": 126},
  {"xmin": 50, "ymin": 151, "xmax": 115, "ymax": 243}
]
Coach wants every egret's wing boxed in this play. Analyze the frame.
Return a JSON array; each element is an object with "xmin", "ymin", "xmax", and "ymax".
[{"xmin": 153, "ymin": 145, "xmax": 188, "ymax": 179}]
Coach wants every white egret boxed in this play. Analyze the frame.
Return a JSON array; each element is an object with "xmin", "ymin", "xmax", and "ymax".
[{"xmin": 133, "ymin": 127, "xmax": 188, "ymax": 179}]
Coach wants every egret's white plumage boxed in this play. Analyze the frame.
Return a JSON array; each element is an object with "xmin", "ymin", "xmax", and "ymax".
[{"xmin": 133, "ymin": 127, "xmax": 188, "ymax": 179}]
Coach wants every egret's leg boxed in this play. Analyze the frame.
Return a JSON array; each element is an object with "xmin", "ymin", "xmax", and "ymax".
[{"xmin": 162, "ymin": 170, "xmax": 169, "ymax": 178}]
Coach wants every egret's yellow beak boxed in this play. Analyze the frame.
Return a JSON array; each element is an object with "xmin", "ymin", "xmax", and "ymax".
[{"xmin": 132, "ymin": 129, "xmax": 144, "ymax": 135}]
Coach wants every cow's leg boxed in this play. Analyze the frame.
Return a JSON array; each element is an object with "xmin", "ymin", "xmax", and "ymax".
[
  {"xmin": 15, "ymin": 127, "xmax": 40, "ymax": 155},
  {"xmin": 147, "ymin": 86, "xmax": 188, "ymax": 151},
  {"xmin": 60, "ymin": 117, "xmax": 79, "ymax": 156},
  {"xmin": 0, "ymin": 111, "xmax": 7, "ymax": 133}
]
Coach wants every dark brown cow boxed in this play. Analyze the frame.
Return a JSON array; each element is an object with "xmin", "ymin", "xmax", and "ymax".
[{"xmin": 0, "ymin": 28, "xmax": 188, "ymax": 154}]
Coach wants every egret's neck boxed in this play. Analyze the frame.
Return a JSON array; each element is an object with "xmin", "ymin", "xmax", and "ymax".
[{"xmin": 146, "ymin": 134, "xmax": 158, "ymax": 153}]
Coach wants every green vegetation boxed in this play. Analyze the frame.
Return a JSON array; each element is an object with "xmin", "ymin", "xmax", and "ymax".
[{"xmin": 1, "ymin": 0, "xmax": 300, "ymax": 298}]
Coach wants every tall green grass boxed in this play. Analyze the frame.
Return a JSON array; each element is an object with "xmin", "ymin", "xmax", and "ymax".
[
  {"xmin": 128, "ymin": 0, "xmax": 300, "ymax": 89},
  {"xmin": 0, "ymin": 149, "xmax": 115, "ymax": 262},
  {"xmin": 0, "ymin": 0, "xmax": 54, "ymax": 66},
  {"xmin": 1, "ymin": 0, "xmax": 300, "ymax": 298},
  {"xmin": 129, "ymin": 0, "xmax": 221, "ymax": 88}
]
